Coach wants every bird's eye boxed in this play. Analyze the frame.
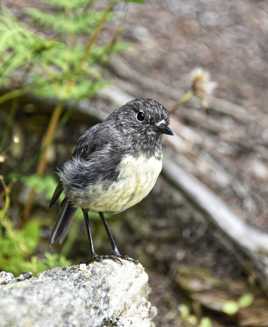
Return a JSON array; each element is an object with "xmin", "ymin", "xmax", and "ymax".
[{"xmin": 136, "ymin": 111, "xmax": 145, "ymax": 121}]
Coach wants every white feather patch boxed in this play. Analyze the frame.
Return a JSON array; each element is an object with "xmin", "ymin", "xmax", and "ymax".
[{"xmin": 74, "ymin": 154, "xmax": 163, "ymax": 213}]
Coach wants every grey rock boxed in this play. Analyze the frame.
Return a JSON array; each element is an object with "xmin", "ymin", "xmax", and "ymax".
[
  {"xmin": 16, "ymin": 272, "xmax": 33, "ymax": 282},
  {"xmin": 0, "ymin": 271, "xmax": 15, "ymax": 285},
  {"xmin": 0, "ymin": 259, "xmax": 156, "ymax": 327}
]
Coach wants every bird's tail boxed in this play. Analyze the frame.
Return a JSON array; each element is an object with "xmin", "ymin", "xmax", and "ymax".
[{"xmin": 50, "ymin": 199, "xmax": 76, "ymax": 245}]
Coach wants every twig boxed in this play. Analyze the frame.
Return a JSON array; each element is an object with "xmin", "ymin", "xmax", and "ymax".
[
  {"xmin": 78, "ymin": 2, "xmax": 114, "ymax": 70},
  {"xmin": 23, "ymin": 104, "xmax": 63, "ymax": 219},
  {"xmin": 169, "ymin": 90, "xmax": 193, "ymax": 114}
]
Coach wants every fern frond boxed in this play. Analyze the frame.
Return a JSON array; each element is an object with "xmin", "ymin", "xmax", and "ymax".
[
  {"xmin": 0, "ymin": 9, "xmax": 55, "ymax": 86},
  {"xmin": 44, "ymin": 0, "xmax": 93, "ymax": 10},
  {"xmin": 26, "ymin": 8, "xmax": 110, "ymax": 34},
  {"xmin": 0, "ymin": 2, "xmax": 125, "ymax": 102}
]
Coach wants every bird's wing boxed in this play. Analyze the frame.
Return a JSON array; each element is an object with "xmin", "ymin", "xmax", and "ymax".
[
  {"xmin": 49, "ymin": 124, "xmax": 101, "ymax": 207},
  {"xmin": 72, "ymin": 123, "xmax": 101, "ymax": 160},
  {"xmin": 50, "ymin": 122, "xmax": 123, "ymax": 206}
]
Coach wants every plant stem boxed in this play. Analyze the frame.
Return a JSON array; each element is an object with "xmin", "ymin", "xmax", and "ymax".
[
  {"xmin": 78, "ymin": 2, "xmax": 114, "ymax": 70},
  {"xmin": 0, "ymin": 88, "xmax": 26, "ymax": 105},
  {"xmin": 169, "ymin": 91, "xmax": 193, "ymax": 114},
  {"xmin": 0, "ymin": 176, "xmax": 10, "ymax": 223},
  {"xmin": 23, "ymin": 104, "xmax": 63, "ymax": 219},
  {"xmin": 0, "ymin": 100, "xmax": 17, "ymax": 152}
]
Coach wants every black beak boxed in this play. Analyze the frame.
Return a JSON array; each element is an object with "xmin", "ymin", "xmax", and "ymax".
[{"xmin": 156, "ymin": 122, "xmax": 174, "ymax": 135}]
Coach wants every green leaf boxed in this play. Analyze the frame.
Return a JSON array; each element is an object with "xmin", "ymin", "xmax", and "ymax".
[
  {"xmin": 199, "ymin": 318, "xmax": 212, "ymax": 327},
  {"xmin": 222, "ymin": 301, "xmax": 239, "ymax": 315},
  {"xmin": 20, "ymin": 220, "xmax": 40, "ymax": 253},
  {"xmin": 238, "ymin": 293, "xmax": 254, "ymax": 308},
  {"xmin": 43, "ymin": 0, "xmax": 91, "ymax": 10},
  {"xmin": 42, "ymin": 253, "xmax": 70, "ymax": 269},
  {"xmin": 188, "ymin": 315, "xmax": 198, "ymax": 325},
  {"xmin": 126, "ymin": 0, "xmax": 144, "ymax": 3},
  {"xmin": 22, "ymin": 175, "xmax": 57, "ymax": 200},
  {"xmin": 179, "ymin": 304, "xmax": 190, "ymax": 319},
  {"xmin": 26, "ymin": 9, "xmax": 111, "ymax": 34}
]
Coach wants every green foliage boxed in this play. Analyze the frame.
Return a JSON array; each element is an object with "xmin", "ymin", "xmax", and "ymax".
[
  {"xmin": 22, "ymin": 175, "xmax": 58, "ymax": 201},
  {"xmin": 178, "ymin": 304, "xmax": 212, "ymax": 326},
  {"xmin": 126, "ymin": 0, "xmax": 144, "ymax": 3},
  {"xmin": 199, "ymin": 318, "xmax": 212, "ymax": 327},
  {"xmin": 27, "ymin": 8, "xmax": 110, "ymax": 34},
  {"xmin": 222, "ymin": 301, "xmax": 239, "ymax": 315},
  {"xmin": 238, "ymin": 293, "xmax": 254, "ymax": 308},
  {"xmin": 41, "ymin": 0, "xmax": 92, "ymax": 10},
  {"xmin": 222, "ymin": 293, "xmax": 254, "ymax": 316},
  {"xmin": 0, "ymin": 178, "xmax": 70, "ymax": 275},
  {"xmin": 28, "ymin": 253, "xmax": 70, "ymax": 273},
  {"xmin": 0, "ymin": 10, "xmax": 51, "ymax": 86},
  {"xmin": 0, "ymin": 1, "xmax": 125, "ymax": 101}
]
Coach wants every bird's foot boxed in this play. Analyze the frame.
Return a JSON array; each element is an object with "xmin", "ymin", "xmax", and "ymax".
[
  {"xmin": 112, "ymin": 248, "xmax": 139, "ymax": 264},
  {"xmin": 89, "ymin": 254, "xmax": 138, "ymax": 265},
  {"xmin": 89, "ymin": 254, "xmax": 123, "ymax": 264},
  {"xmin": 117, "ymin": 255, "xmax": 139, "ymax": 264}
]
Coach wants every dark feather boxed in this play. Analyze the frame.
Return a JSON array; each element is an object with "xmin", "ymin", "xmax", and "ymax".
[
  {"xmin": 72, "ymin": 124, "xmax": 100, "ymax": 160},
  {"xmin": 49, "ymin": 182, "xmax": 63, "ymax": 208},
  {"xmin": 49, "ymin": 200, "xmax": 76, "ymax": 244}
]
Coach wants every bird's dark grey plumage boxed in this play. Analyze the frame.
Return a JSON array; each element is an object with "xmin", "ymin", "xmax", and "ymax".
[{"xmin": 50, "ymin": 97, "xmax": 173, "ymax": 259}]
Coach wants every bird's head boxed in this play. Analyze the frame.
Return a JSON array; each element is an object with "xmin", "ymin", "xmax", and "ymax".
[
  {"xmin": 107, "ymin": 97, "xmax": 173, "ymax": 156},
  {"xmin": 109, "ymin": 97, "xmax": 173, "ymax": 136}
]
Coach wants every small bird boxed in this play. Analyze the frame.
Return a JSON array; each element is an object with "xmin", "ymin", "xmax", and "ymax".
[{"xmin": 49, "ymin": 97, "xmax": 173, "ymax": 260}]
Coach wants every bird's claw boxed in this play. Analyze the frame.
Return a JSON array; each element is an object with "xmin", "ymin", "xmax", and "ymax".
[
  {"xmin": 117, "ymin": 255, "xmax": 139, "ymax": 264},
  {"xmin": 89, "ymin": 254, "xmax": 123, "ymax": 264},
  {"xmin": 89, "ymin": 254, "xmax": 138, "ymax": 265}
]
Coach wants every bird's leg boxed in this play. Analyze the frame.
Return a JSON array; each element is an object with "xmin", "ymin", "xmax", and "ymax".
[
  {"xmin": 82, "ymin": 209, "xmax": 98, "ymax": 260},
  {"xmin": 99, "ymin": 212, "xmax": 121, "ymax": 256}
]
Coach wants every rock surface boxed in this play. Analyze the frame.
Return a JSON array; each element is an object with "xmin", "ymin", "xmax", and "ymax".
[{"xmin": 0, "ymin": 259, "xmax": 156, "ymax": 327}]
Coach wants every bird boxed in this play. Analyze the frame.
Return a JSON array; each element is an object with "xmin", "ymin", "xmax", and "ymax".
[{"xmin": 49, "ymin": 97, "xmax": 173, "ymax": 261}]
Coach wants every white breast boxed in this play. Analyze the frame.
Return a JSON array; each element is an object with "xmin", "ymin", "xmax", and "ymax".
[{"xmin": 88, "ymin": 154, "xmax": 163, "ymax": 213}]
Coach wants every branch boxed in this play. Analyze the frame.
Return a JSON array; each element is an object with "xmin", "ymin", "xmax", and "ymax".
[{"xmin": 163, "ymin": 159, "xmax": 268, "ymax": 292}]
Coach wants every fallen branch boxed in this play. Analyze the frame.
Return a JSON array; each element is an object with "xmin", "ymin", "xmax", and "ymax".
[{"xmin": 163, "ymin": 159, "xmax": 268, "ymax": 292}]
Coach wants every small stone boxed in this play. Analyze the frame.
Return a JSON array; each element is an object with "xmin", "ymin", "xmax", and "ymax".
[
  {"xmin": 16, "ymin": 272, "xmax": 33, "ymax": 282},
  {"xmin": 0, "ymin": 271, "xmax": 15, "ymax": 285}
]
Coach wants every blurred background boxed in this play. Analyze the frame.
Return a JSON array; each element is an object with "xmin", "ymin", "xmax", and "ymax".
[{"xmin": 1, "ymin": 1, "xmax": 268, "ymax": 326}]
